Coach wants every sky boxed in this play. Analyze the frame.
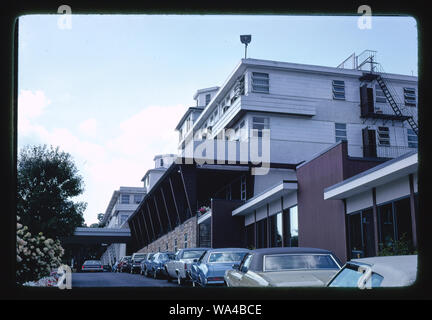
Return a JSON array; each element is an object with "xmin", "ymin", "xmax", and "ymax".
[{"xmin": 18, "ymin": 14, "xmax": 418, "ymax": 225}]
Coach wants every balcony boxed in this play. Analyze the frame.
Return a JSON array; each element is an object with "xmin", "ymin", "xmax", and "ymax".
[{"xmin": 347, "ymin": 144, "xmax": 417, "ymax": 159}]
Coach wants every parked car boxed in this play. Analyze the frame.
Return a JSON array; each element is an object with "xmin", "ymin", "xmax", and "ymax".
[
  {"xmin": 224, "ymin": 247, "xmax": 341, "ymax": 287},
  {"xmin": 190, "ymin": 248, "xmax": 250, "ymax": 287},
  {"xmin": 146, "ymin": 252, "xmax": 176, "ymax": 279},
  {"xmin": 130, "ymin": 253, "xmax": 148, "ymax": 274},
  {"xmin": 165, "ymin": 248, "xmax": 211, "ymax": 285},
  {"xmin": 327, "ymin": 255, "xmax": 417, "ymax": 288},
  {"xmin": 118, "ymin": 256, "xmax": 132, "ymax": 273},
  {"xmin": 81, "ymin": 260, "xmax": 104, "ymax": 272},
  {"xmin": 140, "ymin": 253, "xmax": 155, "ymax": 276}
]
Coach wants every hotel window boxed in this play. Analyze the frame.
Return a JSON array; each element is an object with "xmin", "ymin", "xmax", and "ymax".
[
  {"xmin": 256, "ymin": 219, "xmax": 268, "ymax": 249},
  {"xmin": 240, "ymin": 175, "xmax": 247, "ymax": 200},
  {"xmin": 174, "ymin": 239, "xmax": 178, "ymax": 252},
  {"xmin": 166, "ymin": 243, "xmax": 168, "ymax": 250},
  {"xmin": 205, "ymin": 94, "xmax": 211, "ymax": 106},
  {"xmin": 377, "ymin": 126, "xmax": 390, "ymax": 145},
  {"xmin": 407, "ymin": 129, "xmax": 418, "ymax": 148},
  {"xmin": 335, "ymin": 123, "xmax": 347, "ymax": 142},
  {"xmin": 252, "ymin": 117, "xmax": 269, "ymax": 138},
  {"xmin": 184, "ymin": 233, "xmax": 188, "ymax": 248},
  {"xmin": 252, "ymin": 72, "xmax": 269, "ymax": 93},
  {"xmin": 404, "ymin": 88, "xmax": 416, "ymax": 107},
  {"xmin": 282, "ymin": 206, "xmax": 298, "ymax": 247},
  {"xmin": 133, "ymin": 194, "xmax": 143, "ymax": 204},
  {"xmin": 120, "ymin": 194, "xmax": 130, "ymax": 204},
  {"xmin": 332, "ymin": 80, "xmax": 345, "ymax": 100},
  {"xmin": 160, "ymin": 158, "xmax": 164, "ymax": 167},
  {"xmin": 375, "ymin": 84, "xmax": 387, "ymax": 103}
]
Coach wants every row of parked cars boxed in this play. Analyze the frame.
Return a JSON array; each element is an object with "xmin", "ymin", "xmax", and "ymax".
[{"xmin": 110, "ymin": 246, "xmax": 417, "ymax": 288}]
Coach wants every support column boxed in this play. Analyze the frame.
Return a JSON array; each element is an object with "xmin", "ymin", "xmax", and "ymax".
[
  {"xmin": 409, "ymin": 174, "xmax": 418, "ymax": 248},
  {"xmin": 372, "ymin": 188, "xmax": 379, "ymax": 255}
]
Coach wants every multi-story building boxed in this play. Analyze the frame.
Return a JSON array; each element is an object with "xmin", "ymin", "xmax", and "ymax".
[
  {"xmin": 100, "ymin": 186, "xmax": 146, "ymax": 265},
  {"xmin": 127, "ymin": 51, "xmax": 418, "ymax": 263}
]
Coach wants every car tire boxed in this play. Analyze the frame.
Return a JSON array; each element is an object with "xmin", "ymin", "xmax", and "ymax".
[
  {"xmin": 192, "ymin": 280, "xmax": 196, "ymax": 287},
  {"xmin": 144, "ymin": 268, "xmax": 149, "ymax": 277},
  {"xmin": 153, "ymin": 269, "xmax": 158, "ymax": 279}
]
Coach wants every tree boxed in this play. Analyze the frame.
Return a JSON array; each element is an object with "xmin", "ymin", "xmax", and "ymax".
[{"xmin": 17, "ymin": 145, "xmax": 87, "ymax": 240}]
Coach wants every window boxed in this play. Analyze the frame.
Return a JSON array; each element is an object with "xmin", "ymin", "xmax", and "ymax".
[
  {"xmin": 335, "ymin": 123, "xmax": 347, "ymax": 142},
  {"xmin": 166, "ymin": 243, "xmax": 168, "ymax": 251},
  {"xmin": 160, "ymin": 158, "xmax": 164, "ymax": 167},
  {"xmin": 332, "ymin": 80, "xmax": 345, "ymax": 100},
  {"xmin": 174, "ymin": 239, "xmax": 178, "ymax": 252},
  {"xmin": 404, "ymin": 88, "xmax": 416, "ymax": 106},
  {"xmin": 270, "ymin": 212, "xmax": 283, "ymax": 247},
  {"xmin": 264, "ymin": 254, "xmax": 339, "ymax": 271},
  {"xmin": 407, "ymin": 129, "xmax": 418, "ymax": 148},
  {"xmin": 282, "ymin": 206, "xmax": 298, "ymax": 247},
  {"xmin": 205, "ymin": 94, "xmax": 211, "ymax": 105},
  {"xmin": 184, "ymin": 233, "xmax": 188, "ymax": 248},
  {"xmin": 377, "ymin": 126, "xmax": 390, "ymax": 146},
  {"xmin": 208, "ymin": 252, "xmax": 248, "ymax": 263},
  {"xmin": 375, "ymin": 84, "xmax": 387, "ymax": 103},
  {"xmin": 252, "ymin": 72, "xmax": 269, "ymax": 93},
  {"xmin": 240, "ymin": 175, "xmax": 247, "ymax": 200},
  {"xmin": 256, "ymin": 219, "xmax": 268, "ymax": 249},
  {"xmin": 252, "ymin": 117, "xmax": 269, "ymax": 138},
  {"xmin": 133, "ymin": 194, "xmax": 143, "ymax": 204},
  {"xmin": 328, "ymin": 265, "xmax": 384, "ymax": 288},
  {"xmin": 120, "ymin": 194, "xmax": 130, "ymax": 204}
]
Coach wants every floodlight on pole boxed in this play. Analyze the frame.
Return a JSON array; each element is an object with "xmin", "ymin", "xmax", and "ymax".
[{"xmin": 240, "ymin": 35, "xmax": 252, "ymax": 59}]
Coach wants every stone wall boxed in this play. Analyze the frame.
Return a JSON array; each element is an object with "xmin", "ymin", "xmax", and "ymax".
[{"xmin": 137, "ymin": 215, "xmax": 198, "ymax": 253}]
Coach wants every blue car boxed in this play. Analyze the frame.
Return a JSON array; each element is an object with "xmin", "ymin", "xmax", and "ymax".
[
  {"xmin": 146, "ymin": 252, "xmax": 176, "ymax": 279},
  {"xmin": 190, "ymin": 248, "xmax": 250, "ymax": 287},
  {"xmin": 141, "ymin": 253, "xmax": 155, "ymax": 276}
]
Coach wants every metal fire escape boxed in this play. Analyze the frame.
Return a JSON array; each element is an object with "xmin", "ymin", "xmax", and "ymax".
[{"xmin": 342, "ymin": 50, "xmax": 418, "ymax": 136}]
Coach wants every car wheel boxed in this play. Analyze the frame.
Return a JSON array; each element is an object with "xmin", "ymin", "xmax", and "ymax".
[
  {"xmin": 192, "ymin": 280, "xmax": 196, "ymax": 287},
  {"xmin": 153, "ymin": 269, "xmax": 158, "ymax": 279}
]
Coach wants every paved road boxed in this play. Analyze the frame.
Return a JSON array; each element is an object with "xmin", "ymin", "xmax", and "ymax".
[{"xmin": 72, "ymin": 272, "xmax": 179, "ymax": 287}]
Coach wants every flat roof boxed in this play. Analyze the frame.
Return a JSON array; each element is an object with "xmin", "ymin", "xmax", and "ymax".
[
  {"xmin": 324, "ymin": 151, "xmax": 417, "ymax": 200},
  {"xmin": 232, "ymin": 180, "xmax": 298, "ymax": 216}
]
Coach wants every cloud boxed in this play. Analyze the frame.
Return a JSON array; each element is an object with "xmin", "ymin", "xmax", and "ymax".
[
  {"xmin": 18, "ymin": 90, "xmax": 51, "ymax": 135},
  {"xmin": 78, "ymin": 118, "xmax": 99, "ymax": 137},
  {"xmin": 18, "ymin": 92, "xmax": 187, "ymax": 224}
]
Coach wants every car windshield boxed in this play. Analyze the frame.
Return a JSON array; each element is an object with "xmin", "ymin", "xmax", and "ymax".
[
  {"xmin": 182, "ymin": 250, "xmax": 206, "ymax": 259},
  {"xmin": 84, "ymin": 260, "xmax": 101, "ymax": 265},
  {"xmin": 208, "ymin": 252, "xmax": 248, "ymax": 263},
  {"xmin": 264, "ymin": 254, "xmax": 339, "ymax": 271},
  {"xmin": 328, "ymin": 265, "xmax": 384, "ymax": 287}
]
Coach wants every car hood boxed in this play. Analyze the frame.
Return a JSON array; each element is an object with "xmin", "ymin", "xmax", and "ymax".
[{"xmin": 258, "ymin": 270, "xmax": 339, "ymax": 287}]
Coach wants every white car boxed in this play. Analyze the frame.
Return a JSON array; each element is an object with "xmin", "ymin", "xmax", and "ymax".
[
  {"xmin": 165, "ymin": 248, "xmax": 210, "ymax": 285},
  {"xmin": 327, "ymin": 255, "xmax": 417, "ymax": 288}
]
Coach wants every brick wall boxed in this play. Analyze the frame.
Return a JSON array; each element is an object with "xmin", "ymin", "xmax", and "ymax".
[{"xmin": 136, "ymin": 215, "xmax": 198, "ymax": 253}]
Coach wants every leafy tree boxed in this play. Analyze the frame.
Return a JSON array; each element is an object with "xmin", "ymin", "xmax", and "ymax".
[{"xmin": 17, "ymin": 145, "xmax": 87, "ymax": 240}]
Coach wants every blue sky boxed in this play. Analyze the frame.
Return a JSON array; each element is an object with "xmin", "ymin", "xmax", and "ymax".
[{"xmin": 18, "ymin": 14, "xmax": 418, "ymax": 224}]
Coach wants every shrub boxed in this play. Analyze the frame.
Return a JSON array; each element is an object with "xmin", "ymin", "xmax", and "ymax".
[{"xmin": 16, "ymin": 216, "xmax": 65, "ymax": 284}]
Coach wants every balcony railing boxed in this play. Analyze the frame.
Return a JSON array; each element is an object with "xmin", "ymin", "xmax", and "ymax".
[{"xmin": 348, "ymin": 144, "xmax": 417, "ymax": 159}]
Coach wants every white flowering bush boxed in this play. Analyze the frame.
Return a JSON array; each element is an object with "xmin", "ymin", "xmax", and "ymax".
[{"xmin": 16, "ymin": 216, "xmax": 65, "ymax": 284}]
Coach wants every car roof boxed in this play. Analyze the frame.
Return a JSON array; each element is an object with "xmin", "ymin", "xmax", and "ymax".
[
  {"xmin": 206, "ymin": 248, "xmax": 250, "ymax": 253},
  {"xmin": 247, "ymin": 247, "xmax": 338, "ymax": 272},
  {"xmin": 349, "ymin": 255, "xmax": 418, "ymax": 286}
]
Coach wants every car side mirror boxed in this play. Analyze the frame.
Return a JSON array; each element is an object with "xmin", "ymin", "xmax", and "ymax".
[{"xmin": 232, "ymin": 264, "xmax": 240, "ymax": 270}]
